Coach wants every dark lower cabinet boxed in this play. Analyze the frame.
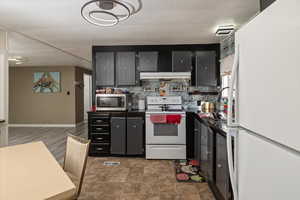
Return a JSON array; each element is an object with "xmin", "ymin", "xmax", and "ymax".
[
  {"xmin": 215, "ymin": 133, "xmax": 231, "ymax": 200},
  {"xmin": 111, "ymin": 117, "xmax": 126, "ymax": 155},
  {"xmin": 88, "ymin": 112, "xmax": 111, "ymax": 156},
  {"xmin": 127, "ymin": 117, "xmax": 144, "ymax": 155},
  {"xmin": 200, "ymin": 123, "xmax": 214, "ymax": 182},
  {"xmin": 193, "ymin": 115, "xmax": 232, "ymax": 200},
  {"xmin": 89, "ymin": 112, "xmax": 145, "ymax": 156},
  {"xmin": 194, "ymin": 119, "xmax": 201, "ymax": 162}
]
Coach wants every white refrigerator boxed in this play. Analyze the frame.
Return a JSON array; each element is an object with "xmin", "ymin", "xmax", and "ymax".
[{"xmin": 226, "ymin": 0, "xmax": 300, "ymax": 199}]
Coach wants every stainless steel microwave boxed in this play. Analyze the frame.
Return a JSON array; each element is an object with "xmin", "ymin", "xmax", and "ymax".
[{"xmin": 95, "ymin": 94, "xmax": 128, "ymax": 111}]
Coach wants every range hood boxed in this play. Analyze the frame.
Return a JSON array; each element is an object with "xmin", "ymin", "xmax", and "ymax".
[{"xmin": 140, "ymin": 72, "xmax": 191, "ymax": 80}]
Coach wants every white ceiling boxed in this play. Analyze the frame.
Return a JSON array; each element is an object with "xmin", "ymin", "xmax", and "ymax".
[{"xmin": 0, "ymin": 0, "xmax": 259, "ymax": 67}]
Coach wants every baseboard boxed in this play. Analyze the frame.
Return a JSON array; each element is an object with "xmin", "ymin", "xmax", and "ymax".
[{"xmin": 9, "ymin": 124, "xmax": 76, "ymax": 128}]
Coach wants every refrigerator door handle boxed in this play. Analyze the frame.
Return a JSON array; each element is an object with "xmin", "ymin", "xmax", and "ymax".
[
  {"xmin": 228, "ymin": 44, "xmax": 239, "ymax": 127},
  {"xmin": 227, "ymin": 129, "xmax": 238, "ymax": 200}
]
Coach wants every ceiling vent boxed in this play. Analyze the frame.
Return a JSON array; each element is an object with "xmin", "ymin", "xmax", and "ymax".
[{"xmin": 216, "ymin": 25, "xmax": 235, "ymax": 37}]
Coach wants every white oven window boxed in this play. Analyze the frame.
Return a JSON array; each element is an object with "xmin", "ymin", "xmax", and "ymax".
[{"xmin": 154, "ymin": 124, "xmax": 178, "ymax": 136}]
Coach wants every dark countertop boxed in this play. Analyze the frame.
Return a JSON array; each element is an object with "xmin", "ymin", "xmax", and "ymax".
[
  {"xmin": 190, "ymin": 112, "xmax": 228, "ymax": 137},
  {"xmin": 88, "ymin": 110, "xmax": 145, "ymax": 118}
]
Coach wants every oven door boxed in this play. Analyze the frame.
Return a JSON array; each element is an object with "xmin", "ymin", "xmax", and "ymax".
[
  {"xmin": 96, "ymin": 95, "xmax": 126, "ymax": 111},
  {"xmin": 146, "ymin": 113, "xmax": 186, "ymax": 145}
]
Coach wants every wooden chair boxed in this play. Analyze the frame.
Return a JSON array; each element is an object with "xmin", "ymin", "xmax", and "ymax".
[{"xmin": 63, "ymin": 134, "xmax": 90, "ymax": 199}]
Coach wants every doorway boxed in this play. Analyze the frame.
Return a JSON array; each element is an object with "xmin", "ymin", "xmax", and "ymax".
[{"xmin": 83, "ymin": 73, "xmax": 92, "ymax": 121}]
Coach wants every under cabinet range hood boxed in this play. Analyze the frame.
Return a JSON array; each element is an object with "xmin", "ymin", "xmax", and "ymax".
[{"xmin": 140, "ymin": 72, "xmax": 191, "ymax": 80}]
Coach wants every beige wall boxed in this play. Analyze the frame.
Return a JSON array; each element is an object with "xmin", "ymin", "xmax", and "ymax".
[{"xmin": 9, "ymin": 66, "xmax": 76, "ymax": 124}]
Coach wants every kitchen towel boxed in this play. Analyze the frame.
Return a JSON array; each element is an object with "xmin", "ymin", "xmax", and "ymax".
[
  {"xmin": 166, "ymin": 115, "xmax": 181, "ymax": 124},
  {"xmin": 150, "ymin": 115, "xmax": 167, "ymax": 123}
]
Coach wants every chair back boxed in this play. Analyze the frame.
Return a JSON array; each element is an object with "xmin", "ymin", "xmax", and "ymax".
[{"xmin": 63, "ymin": 134, "xmax": 90, "ymax": 198}]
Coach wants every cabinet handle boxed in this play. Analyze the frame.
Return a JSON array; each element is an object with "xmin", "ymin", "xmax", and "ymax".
[
  {"xmin": 194, "ymin": 129, "xmax": 198, "ymax": 132},
  {"xmin": 116, "ymin": 125, "xmax": 120, "ymax": 128},
  {"xmin": 96, "ymin": 128, "xmax": 103, "ymax": 131},
  {"xmin": 217, "ymin": 164, "xmax": 222, "ymax": 168},
  {"xmin": 96, "ymin": 138, "xmax": 103, "ymax": 140},
  {"xmin": 96, "ymin": 120, "xmax": 103, "ymax": 123},
  {"xmin": 132, "ymin": 125, "xmax": 137, "ymax": 128},
  {"xmin": 96, "ymin": 148, "xmax": 103, "ymax": 151}
]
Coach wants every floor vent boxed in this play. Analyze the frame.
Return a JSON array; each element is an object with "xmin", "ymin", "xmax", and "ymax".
[{"xmin": 103, "ymin": 161, "xmax": 121, "ymax": 166}]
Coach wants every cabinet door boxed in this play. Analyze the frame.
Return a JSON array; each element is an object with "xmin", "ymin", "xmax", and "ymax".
[
  {"xmin": 200, "ymin": 123, "xmax": 214, "ymax": 181},
  {"xmin": 111, "ymin": 117, "xmax": 126, "ymax": 155},
  {"xmin": 116, "ymin": 52, "xmax": 136, "ymax": 86},
  {"xmin": 95, "ymin": 52, "xmax": 115, "ymax": 86},
  {"xmin": 172, "ymin": 51, "xmax": 193, "ymax": 72},
  {"xmin": 138, "ymin": 51, "xmax": 158, "ymax": 72},
  {"xmin": 215, "ymin": 133, "xmax": 230, "ymax": 200},
  {"xmin": 195, "ymin": 51, "xmax": 217, "ymax": 87},
  {"xmin": 127, "ymin": 117, "xmax": 144, "ymax": 155},
  {"xmin": 194, "ymin": 119, "xmax": 201, "ymax": 162}
]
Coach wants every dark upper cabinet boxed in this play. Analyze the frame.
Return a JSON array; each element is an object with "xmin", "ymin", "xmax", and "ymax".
[
  {"xmin": 172, "ymin": 51, "xmax": 193, "ymax": 72},
  {"xmin": 195, "ymin": 51, "xmax": 217, "ymax": 87},
  {"xmin": 157, "ymin": 50, "xmax": 172, "ymax": 72},
  {"xmin": 127, "ymin": 117, "xmax": 144, "ymax": 155},
  {"xmin": 95, "ymin": 52, "xmax": 115, "ymax": 87},
  {"xmin": 215, "ymin": 133, "xmax": 231, "ymax": 200},
  {"xmin": 110, "ymin": 117, "xmax": 126, "ymax": 155},
  {"xmin": 138, "ymin": 51, "xmax": 158, "ymax": 72},
  {"xmin": 116, "ymin": 52, "xmax": 136, "ymax": 86}
]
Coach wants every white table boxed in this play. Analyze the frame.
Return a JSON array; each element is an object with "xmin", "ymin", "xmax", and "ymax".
[{"xmin": 0, "ymin": 142, "xmax": 76, "ymax": 200}]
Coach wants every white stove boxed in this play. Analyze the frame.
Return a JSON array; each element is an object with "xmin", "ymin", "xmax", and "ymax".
[{"xmin": 145, "ymin": 96, "xmax": 186, "ymax": 160}]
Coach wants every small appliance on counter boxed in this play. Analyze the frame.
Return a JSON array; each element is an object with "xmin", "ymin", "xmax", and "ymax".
[
  {"xmin": 201, "ymin": 101, "xmax": 216, "ymax": 113},
  {"xmin": 138, "ymin": 99, "xmax": 145, "ymax": 110},
  {"xmin": 95, "ymin": 93, "xmax": 129, "ymax": 111}
]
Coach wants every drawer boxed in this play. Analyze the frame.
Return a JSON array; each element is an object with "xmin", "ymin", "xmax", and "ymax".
[
  {"xmin": 90, "ymin": 134, "xmax": 110, "ymax": 143},
  {"xmin": 90, "ymin": 117, "xmax": 110, "ymax": 125},
  {"xmin": 91, "ymin": 125, "xmax": 110, "ymax": 133},
  {"xmin": 89, "ymin": 143, "xmax": 110, "ymax": 155}
]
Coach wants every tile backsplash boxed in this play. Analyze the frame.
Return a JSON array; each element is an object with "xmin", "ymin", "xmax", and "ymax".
[{"xmin": 117, "ymin": 79, "xmax": 219, "ymax": 110}]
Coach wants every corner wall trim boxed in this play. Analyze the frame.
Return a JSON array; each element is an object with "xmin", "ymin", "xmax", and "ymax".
[{"xmin": 8, "ymin": 124, "xmax": 76, "ymax": 128}]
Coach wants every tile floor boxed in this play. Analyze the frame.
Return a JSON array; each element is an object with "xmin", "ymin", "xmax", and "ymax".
[{"xmin": 79, "ymin": 157, "xmax": 215, "ymax": 200}]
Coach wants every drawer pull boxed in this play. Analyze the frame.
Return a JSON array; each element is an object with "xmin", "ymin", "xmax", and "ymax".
[
  {"xmin": 217, "ymin": 164, "xmax": 222, "ymax": 168},
  {"xmin": 96, "ymin": 128, "xmax": 103, "ymax": 131},
  {"xmin": 116, "ymin": 125, "xmax": 120, "ymax": 128},
  {"xmin": 132, "ymin": 125, "xmax": 137, "ymax": 128},
  {"xmin": 96, "ymin": 148, "xmax": 103, "ymax": 151},
  {"xmin": 96, "ymin": 120, "xmax": 103, "ymax": 123},
  {"xmin": 96, "ymin": 138, "xmax": 103, "ymax": 140}
]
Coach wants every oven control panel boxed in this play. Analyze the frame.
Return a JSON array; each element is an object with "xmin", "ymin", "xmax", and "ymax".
[{"xmin": 147, "ymin": 96, "xmax": 182, "ymax": 105}]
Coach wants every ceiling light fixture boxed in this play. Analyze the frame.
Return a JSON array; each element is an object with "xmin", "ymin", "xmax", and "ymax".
[
  {"xmin": 81, "ymin": 0, "xmax": 141, "ymax": 27},
  {"xmin": 216, "ymin": 25, "xmax": 235, "ymax": 37},
  {"xmin": 8, "ymin": 56, "xmax": 27, "ymax": 65}
]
